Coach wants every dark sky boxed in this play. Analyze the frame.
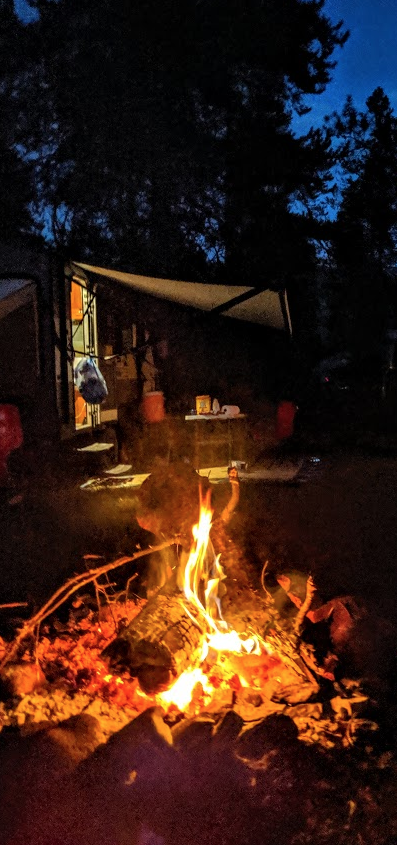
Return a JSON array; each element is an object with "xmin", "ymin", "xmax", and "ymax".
[
  {"xmin": 14, "ymin": 0, "xmax": 397, "ymax": 129},
  {"xmin": 300, "ymin": 0, "xmax": 397, "ymax": 131}
]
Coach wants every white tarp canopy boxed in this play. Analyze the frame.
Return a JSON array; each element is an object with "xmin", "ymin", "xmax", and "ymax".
[{"xmin": 73, "ymin": 262, "xmax": 292, "ymax": 333}]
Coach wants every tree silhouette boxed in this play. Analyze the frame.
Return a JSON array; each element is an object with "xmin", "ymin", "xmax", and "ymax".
[
  {"xmin": 332, "ymin": 88, "xmax": 397, "ymax": 360},
  {"xmin": 0, "ymin": 2, "xmax": 36, "ymax": 241},
  {"xmin": 10, "ymin": 0, "xmax": 347, "ymax": 287}
]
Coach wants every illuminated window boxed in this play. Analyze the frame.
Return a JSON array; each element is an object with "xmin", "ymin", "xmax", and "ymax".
[{"xmin": 71, "ymin": 280, "xmax": 99, "ymax": 430}]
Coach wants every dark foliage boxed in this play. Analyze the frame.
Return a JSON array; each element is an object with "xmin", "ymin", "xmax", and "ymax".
[
  {"xmin": 0, "ymin": 3, "xmax": 37, "ymax": 240},
  {"xmin": 327, "ymin": 88, "xmax": 397, "ymax": 361},
  {"xmin": 4, "ymin": 0, "xmax": 347, "ymax": 288}
]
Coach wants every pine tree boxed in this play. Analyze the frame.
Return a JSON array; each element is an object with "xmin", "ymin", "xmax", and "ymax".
[
  {"xmin": 332, "ymin": 88, "xmax": 397, "ymax": 360},
  {"xmin": 0, "ymin": 2, "xmax": 36, "ymax": 241},
  {"xmin": 10, "ymin": 0, "xmax": 347, "ymax": 283}
]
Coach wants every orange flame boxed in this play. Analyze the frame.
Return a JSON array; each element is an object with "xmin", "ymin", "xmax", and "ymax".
[
  {"xmin": 158, "ymin": 492, "xmax": 269, "ymax": 712},
  {"xmin": 183, "ymin": 491, "xmax": 262, "ymax": 654}
]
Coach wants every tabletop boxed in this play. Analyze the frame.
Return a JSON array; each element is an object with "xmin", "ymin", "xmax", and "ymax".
[{"xmin": 184, "ymin": 414, "xmax": 247, "ymax": 421}]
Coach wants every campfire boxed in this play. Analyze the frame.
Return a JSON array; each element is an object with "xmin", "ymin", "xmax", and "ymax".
[
  {"xmin": 0, "ymin": 467, "xmax": 376, "ymax": 738},
  {"xmin": 1, "ymin": 465, "xmax": 397, "ymax": 845},
  {"xmin": 101, "ymin": 489, "xmax": 282, "ymax": 718}
]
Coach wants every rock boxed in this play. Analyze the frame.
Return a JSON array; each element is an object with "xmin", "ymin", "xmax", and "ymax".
[
  {"xmin": 212, "ymin": 709, "xmax": 244, "ymax": 747},
  {"xmin": 172, "ymin": 714, "xmax": 216, "ymax": 752},
  {"xmin": 0, "ymin": 713, "xmax": 102, "ymax": 844},
  {"xmin": 236, "ymin": 713, "xmax": 299, "ymax": 760},
  {"xmin": 286, "ymin": 702, "xmax": 323, "ymax": 720},
  {"xmin": 46, "ymin": 713, "xmax": 103, "ymax": 766},
  {"xmin": 330, "ymin": 694, "xmax": 368, "ymax": 719},
  {"xmin": 234, "ymin": 687, "xmax": 285, "ymax": 722},
  {"xmin": 243, "ymin": 691, "xmax": 263, "ymax": 707},
  {"xmin": 76, "ymin": 705, "xmax": 173, "ymax": 783},
  {"xmin": 5, "ymin": 707, "xmax": 174, "ymax": 845},
  {"xmin": 202, "ymin": 688, "xmax": 234, "ymax": 712},
  {"xmin": 270, "ymin": 679, "xmax": 319, "ymax": 704}
]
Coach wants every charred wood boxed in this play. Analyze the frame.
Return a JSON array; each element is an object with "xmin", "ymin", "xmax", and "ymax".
[{"xmin": 102, "ymin": 582, "xmax": 203, "ymax": 694}]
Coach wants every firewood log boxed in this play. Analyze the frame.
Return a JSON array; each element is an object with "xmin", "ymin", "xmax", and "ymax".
[
  {"xmin": 102, "ymin": 581, "xmax": 203, "ymax": 694},
  {"xmin": 103, "ymin": 516, "xmax": 274, "ymax": 695}
]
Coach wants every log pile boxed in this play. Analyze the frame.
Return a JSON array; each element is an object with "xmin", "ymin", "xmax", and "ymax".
[
  {"xmin": 102, "ymin": 510, "xmax": 273, "ymax": 695},
  {"xmin": 102, "ymin": 463, "xmax": 273, "ymax": 693}
]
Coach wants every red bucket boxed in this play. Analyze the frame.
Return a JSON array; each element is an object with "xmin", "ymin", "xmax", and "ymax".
[{"xmin": 141, "ymin": 391, "xmax": 165, "ymax": 423}]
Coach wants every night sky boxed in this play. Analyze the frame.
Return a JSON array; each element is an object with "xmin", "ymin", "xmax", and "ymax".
[
  {"xmin": 302, "ymin": 0, "xmax": 397, "ymax": 130},
  {"xmin": 13, "ymin": 0, "xmax": 397, "ymax": 130}
]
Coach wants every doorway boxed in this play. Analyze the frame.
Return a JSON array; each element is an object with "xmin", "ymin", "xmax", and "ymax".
[{"xmin": 71, "ymin": 280, "xmax": 99, "ymax": 430}]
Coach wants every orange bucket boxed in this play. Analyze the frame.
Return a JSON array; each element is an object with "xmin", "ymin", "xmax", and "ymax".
[{"xmin": 141, "ymin": 391, "xmax": 165, "ymax": 423}]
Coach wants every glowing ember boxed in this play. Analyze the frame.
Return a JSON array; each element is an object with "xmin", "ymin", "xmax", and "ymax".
[{"xmin": 159, "ymin": 666, "xmax": 212, "ymax": 711}]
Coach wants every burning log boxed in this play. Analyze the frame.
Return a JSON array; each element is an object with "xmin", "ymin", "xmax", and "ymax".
[
  {"xmin": 103, "ymin": 483, "xmax": 272, "ymax": 696},
  {"xmin": 102, "ymin": 581, "xmax": 204, "ymax": 694},
  {"xmin": 104, "ymin": 476, "xmax": 273, "ymax": 696}
]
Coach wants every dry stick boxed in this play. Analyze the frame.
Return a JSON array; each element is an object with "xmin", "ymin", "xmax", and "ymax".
[
  {"xmin": 125, "ymin": 573, "xmax": 139, "ymax": 601},
  {"xmin": 293, "ymin": 575, "xmax": 319, "ymax": 687},
  {"xmin": 99, "ymin": 580, "xmax": 118, "ymax": 628},
  {"xmin": 294, "ymin": 575, "xmax": 316, "ymax": 636},
  {"xmin": 93, "ymin": 577, "xmax": 101, "ymax": 617},
  {"xmin": 267, "ymin": 578, "xmax": 319, "ymax": 686},
  {"xmin": 0, "ymin": 602, "xmax": 29, "ymax": 610},
  {"xmin": 0, "ymin": 539, "xmax": 179, "ymax": 672},
  {"xmin": 221, "ymin": 470, "xmax": 240, "ymax": 524},
  {"xmin": 260, "ymin": 560, "xmax": 273, "ymax": 602}
]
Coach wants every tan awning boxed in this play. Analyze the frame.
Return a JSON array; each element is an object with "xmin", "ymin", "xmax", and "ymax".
[
  {"xmin": 0, "ymin": 278, "xmax": 36, "ymax": 321},
  {"xmin": 72, "ymin": 262, "xmax": 291, "ymax": 332}
]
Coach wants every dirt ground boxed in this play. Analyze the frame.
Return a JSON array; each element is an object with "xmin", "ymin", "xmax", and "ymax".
[{"xmin": 238, "ymin": 452, "xmax": 397, "ymax": 622}]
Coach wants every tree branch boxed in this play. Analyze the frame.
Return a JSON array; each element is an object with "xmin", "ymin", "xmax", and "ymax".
[{"xmin": 0, "ymin": 538, "xmax": 179, "ymax": 672}]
